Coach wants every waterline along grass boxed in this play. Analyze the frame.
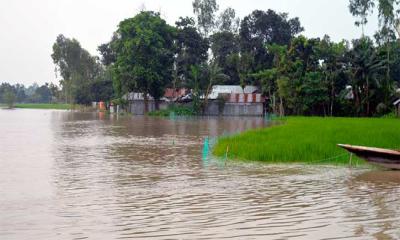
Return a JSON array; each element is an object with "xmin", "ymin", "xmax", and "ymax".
[
  {"xmin": 213, "ymin": 117, "xmax": 400, "ymax": 165},
  {"xmin": 14, "ymin": 103, "xmax": 72, "ymax": 110}
]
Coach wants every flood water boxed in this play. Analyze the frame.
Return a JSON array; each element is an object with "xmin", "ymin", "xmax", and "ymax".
[{"xmin": 1, "ymin": 109, "xmax": 400, "ymax": 240}]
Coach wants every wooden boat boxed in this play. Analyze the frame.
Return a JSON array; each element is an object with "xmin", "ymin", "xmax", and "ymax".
[{"xmin": 338, "ymin": 144, "xmax": 400, "ymax": 170}]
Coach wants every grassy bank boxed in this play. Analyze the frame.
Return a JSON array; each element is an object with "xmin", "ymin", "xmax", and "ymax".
[
  {"xmin": 14, "ymin": 103, "xmax": 72, "ymax": 110},
  {"xmin": 213, "ymin": 117, "xmax": 400, "ymax": 165}
]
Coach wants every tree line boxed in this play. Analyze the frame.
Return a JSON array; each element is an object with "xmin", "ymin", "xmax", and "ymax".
[
  {"xmin": 0, "ymin": 82, "xmax": 61, "ymax": 107},
  {"xmin": 5, "ymin": 0, "xmax": 400, "ymax": 116}
]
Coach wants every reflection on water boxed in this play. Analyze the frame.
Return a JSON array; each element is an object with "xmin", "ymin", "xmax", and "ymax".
[{"xmin": 1, "ymin": 109, "xmax": 400, "ymax": 239}]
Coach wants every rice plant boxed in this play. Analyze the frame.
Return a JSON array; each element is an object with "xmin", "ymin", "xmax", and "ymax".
[{"xmin": 213, "ymin": 117, "xmax": 400, "ymax": 165}]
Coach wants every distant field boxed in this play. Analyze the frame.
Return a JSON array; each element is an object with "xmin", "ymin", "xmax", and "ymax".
[
  {"xmin": 14, "ymin": 103, "xmax": 72, "ymax": 110},
  {"xmin": 213, "ymin": 117, "xmax": 400, "ymax": 165}
]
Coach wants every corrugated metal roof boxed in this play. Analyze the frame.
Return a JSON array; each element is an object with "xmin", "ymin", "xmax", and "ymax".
[
  {"xmin": 208, "ymin": 85, "xmax": 259, "ymax": 99},
  {"xmin": 394, "ymin": 99, "xmax": 400, "ymax": 106}
]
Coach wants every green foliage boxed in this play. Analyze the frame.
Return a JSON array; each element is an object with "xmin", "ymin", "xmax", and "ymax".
[
  {"xmin": 192, "ymin": 0, "xmax": 219, "ymax": 37},
  {"xmin": 349, "ymin": 0, "xmax": 375, "ymax": 33},
  {"xmin": 112, "ymin": 11, "xmax": 175, "ymax": 112},
  {"xmin": 52, "ymin": 34, "xmax": 103, "ymax": 104},
  {"xmin": 111, "ymin": 98, "xmax": 128, "ymax": 107},
  {"xmin": 147, "ymin": 105, "xmax": 196, "ymax": 117},
  {"xmin": 175, "ymin": 17, "xmax": 209, "ymax": 88},
  {"xmin": 348, "ymin": 37, "xmax": 388, "ymax": 116},
  {"xmin": 89, "ymin": 67, "xmax": 114, "ymax": 102},
  {"xmin": 3, "ymin": 90, "xmax": 16, "ymax": 108},
  {"xmin": 214, "ymin": 117, "xmax": 400, "ymax": 164},
  {"xmin": 240, "ymin": 9, "xmax": 304, "ymax": 72},
  {"xmin": 210, "ymin": 31, "xmax": 240, "ymax": 84},
  {"xmin": 216, "ymin": 7, "xmax": 240, "ymax": 33},
  {"xmin": 216, "ymin": 95, "xmax": 227, "ymax": 114},
  {"xmin": 14, "ymin": 103, "xmax": 72, "ymax": 110},
  {"xmin": 0, "ymin": 82, "xmax": 62, "ymax": 104}
]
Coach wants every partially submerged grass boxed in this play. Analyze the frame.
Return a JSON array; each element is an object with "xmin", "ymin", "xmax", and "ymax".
[
  {"xmin": 14, "ymin": 103, "xmax": 72, "ymax": 110},
  {"xmin": 213, "ymin": 117, "xmax": 400, "ymax": 165}
]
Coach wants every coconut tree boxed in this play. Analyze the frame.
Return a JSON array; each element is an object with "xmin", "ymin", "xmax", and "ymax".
[
  {"xmin": 349, "ymin": 37, "xmax": 387, "ymax": 116},
  {"xmin": 204, "ymin": 61, "xmax": 229, "ymax": 109}
]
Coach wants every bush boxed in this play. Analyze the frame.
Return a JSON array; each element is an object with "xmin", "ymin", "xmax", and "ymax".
[{"xmin": 148, "ymin": 105, "xmax": 196, "ymax": 117}]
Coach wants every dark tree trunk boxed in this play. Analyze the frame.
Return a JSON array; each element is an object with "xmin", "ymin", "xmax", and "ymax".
[{"xmin": 279, "ymin": 97, "xmax": 285, "ymax": 117}]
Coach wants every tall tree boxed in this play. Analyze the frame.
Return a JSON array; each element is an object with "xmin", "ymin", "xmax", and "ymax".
[
  {"xmin": 98, "ymin": 34, "xmax": 118, "ymax": 66},
  {"xmin": 217, "ymin": 7, "xmax": 240, "ymax": 33},
  {"xmin": 192, "ymin": 0, "xmax": 219, "ymax": 37},
  {"xmin": 112, "ymin": 11, "xmax": 176, "ymax": 112},
  {"xmin": 34, "ymin": 83, "xmax": 52, "ymax": 103},
  {"xmin": 3, "ymin": 89, "xmax": 16, "ymax": 108},
  {"xmin": 52, "ymin": 34, "xmax": 102, "ymax": 104},
  {"xmin": 210, "ymin": 31, "xmax": 240, "ymax": 84},
  {"xmin": 378, "ymin": 0, "xmax": 400, "ymax": 104},
  {"xmin": 240, "ymin": 9, "xmax": 304, "ymax": 73},
  {"xmin": 204, "ymin": 61, "xmax": 229, "ymax": 108},
  {"xmin": 348, "ymin": 37, "xmax": 387, "ymax": 116},
  {"xmin": 349, "ymin": 0, "xmax": 376, "ymax": 35},
  {"xmin": 175, "ymin": 17, "xmax": 209, "ymax": 89},
  {"xmin": 317, "ymin": 36, "xmax": 349, "ymax": 116}
]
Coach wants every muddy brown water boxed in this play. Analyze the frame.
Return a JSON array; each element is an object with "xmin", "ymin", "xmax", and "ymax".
[{"xmin": 1, "ymin": 109, "xmax": 400, "ymax": 240}]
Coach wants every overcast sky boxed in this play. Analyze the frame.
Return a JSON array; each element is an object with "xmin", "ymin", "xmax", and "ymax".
[{"xmin": 0, "ymin": 0, "xmax": 380, "ymax": 86}]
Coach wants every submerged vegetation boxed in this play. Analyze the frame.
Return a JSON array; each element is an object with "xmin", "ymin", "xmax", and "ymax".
[{"xmin": 213, "ymin": 117, "xmax": 400, "ymax": 164}]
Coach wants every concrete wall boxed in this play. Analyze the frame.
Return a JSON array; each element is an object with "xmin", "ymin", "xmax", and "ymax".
[
  {"xmin": 129, "ymin": 100, "xmax": 169, "ymax": 115},
  {"xmin": 204, "ymin": 102, "xmax": 264, "ymax": 116}
]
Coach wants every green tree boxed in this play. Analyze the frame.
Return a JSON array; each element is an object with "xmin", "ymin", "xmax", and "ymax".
[
  {"xmin": 240, "ymin": 9, "xmax": 304, "ymax": 72},
  {"xmin": 204, "ymin": 61, "xmax": 229, "ymax": 108},
  {"xmin": 210, "ymin": 31, "xmax": 240, "ymax": 84},
  {"xmin": 217, "ymin": 7, "xmax": 240, "ymax": 33},
  {"xmin": 34, "ymin": 83, "xmax": 52, "ymax": 103},
  {"xmin": 348, "ymin": 37, "xmax": 387, "ymax": 116},
  {"xmin": 52, "ymin": 34, "xmax": 102, "ymax": 104},
  {"xmin": 252, "ymin": 44, "xmax": 287, "ymax": 115},
  {"xmin": 192, "ymin": 0, "xmax": 219, "ymax": 37},
  {"xmin": 3, "ymin": 89, "xmax": 16, "ymax": 108},
  {"xmin": 175, "ymin": 17, "xmax": 209, "ymax": 89},
  {"xmin": 90, "ymin": 67, "xmax": 114, "ymax": 102},
  {"xmin": 112, "ymin": 11, "xmax": 176, "ymax": 112},
  {"xmin": 349, "ymin": 0, "xmax": 376, "ymax": 35},
  {"xmin": 98, "ymin": 34, "xmax": 117, "ymax": 66},
  {"xmin": 317, "ymin": 36, "xmax": 349, "ymax": 116},
  {"xmin": 14, "ymin": 84, "xmax": 27, "ymax": 103}
]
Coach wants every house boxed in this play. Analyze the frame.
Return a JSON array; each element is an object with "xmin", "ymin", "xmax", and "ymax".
[
  {"xmin": 125, "ymin": 92, "xmax": 167, "ymax": 115},
  {"xmin": 394, "ymin": 99, "xmax": 400, "ymax": 117},
  {"xmin": 204, "ymin": 85, "xmax": 265, "ymax": 116},
  {"xmin": 207, "ymin": 85, "xmax": 260, "ymax": 100},
  {"xmin": 126, "ymin": 85, "xmax": 265, "ymax": 116},
  {"xmin": 164, "ymin": 88, "xmax": 189, "ymax": 101},
  {"xmin": 125, "ymin": 88, "xmax": 188, "ymax": 115}
]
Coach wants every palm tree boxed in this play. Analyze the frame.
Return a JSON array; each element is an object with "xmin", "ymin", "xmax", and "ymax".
[
  {"xmin": 204, "ymin": 61, "xmax": 229, "ymax": 108},
  {"xmin": 349, "ymin": 37, "xmax": 386, "ymax": 116}
]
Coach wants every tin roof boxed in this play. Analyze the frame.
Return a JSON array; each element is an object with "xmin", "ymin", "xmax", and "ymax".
[{"xmin": 208, "ymin": 85, "xmax": 260, "ymax": 99}]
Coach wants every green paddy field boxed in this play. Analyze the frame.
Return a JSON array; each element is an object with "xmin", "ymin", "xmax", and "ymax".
[{"xmin": 214, "ymin": 117, "xmax": 400, "ymax": 165}]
